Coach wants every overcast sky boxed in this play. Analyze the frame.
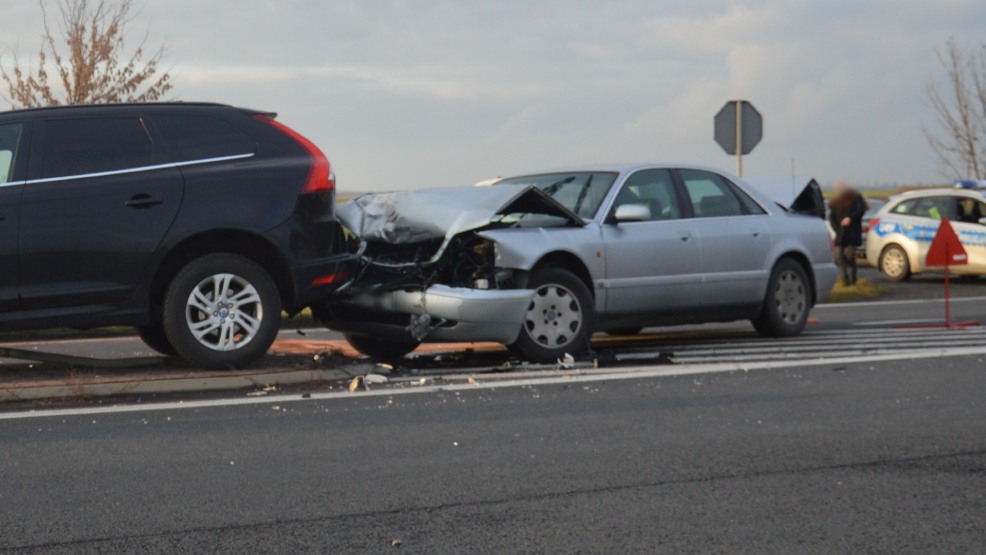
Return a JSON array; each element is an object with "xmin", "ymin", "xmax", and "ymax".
[{"xmin": 3, "ymin": 0, "xmax": 986, "ymax": 191}]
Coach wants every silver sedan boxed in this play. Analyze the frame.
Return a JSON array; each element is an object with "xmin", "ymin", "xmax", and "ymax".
[{"xmin": 316, "ymin": 164, "xmax": 837, "ymax": 362}]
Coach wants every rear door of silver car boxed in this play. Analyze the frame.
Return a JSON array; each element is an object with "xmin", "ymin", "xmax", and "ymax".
[{"xmin": 676, "ymin": 169, "xmax": 772, "ymax": 306}]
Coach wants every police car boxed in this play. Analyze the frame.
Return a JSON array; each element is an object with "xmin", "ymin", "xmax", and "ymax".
[{"xmin": 866, "ymin": 187, "xmax": 986, "ymax": 281}]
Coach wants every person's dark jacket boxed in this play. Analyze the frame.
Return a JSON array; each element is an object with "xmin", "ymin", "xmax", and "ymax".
[{"xmin": 828, "ymin": 190, "xmax": 867, "ymax": 247}]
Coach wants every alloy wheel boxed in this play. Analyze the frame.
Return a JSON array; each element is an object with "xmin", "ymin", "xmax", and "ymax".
[{"xmin": 185, "ymin": 273, "xmax": 264, "ymax": 351}]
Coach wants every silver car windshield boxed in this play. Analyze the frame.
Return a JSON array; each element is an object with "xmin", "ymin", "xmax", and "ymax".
[{"xmin": 497, "ymin": 172, "xmax": 618, "ymax": 219}]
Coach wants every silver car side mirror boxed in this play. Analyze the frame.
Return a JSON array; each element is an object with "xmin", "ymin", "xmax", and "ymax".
[{"xmin": 614, "ymin": 204, "xmax": 651, "ymax": 223}]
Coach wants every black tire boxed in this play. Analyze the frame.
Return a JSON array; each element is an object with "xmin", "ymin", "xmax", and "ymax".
[
  {"xmin": 752, "ymin": 258, "xmax": 811, "ymax": 338},
  {"xmin": 162, "ymin": 254, "xmax": 282, "ymax": 369},
  {"xmin": 136, "ymin": 324, "xmax": 177, "ymax": 356},
  {"xmin": 605, "ymin": 328, "xmax": 643, "ymax": 336},
  {"xmin": 509, "ymin": 268, "xmax": 594, "ymax": 363},
  {"xmin": 879, "ymin": 244, "xmax": 911, "ymax": 282},
  {"xmin": 344, "ymin": 333, "xmax": 420, "ymax": 361}
]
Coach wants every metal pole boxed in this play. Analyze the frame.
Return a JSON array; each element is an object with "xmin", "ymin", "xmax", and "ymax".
[
  {"xmin": 944, "ymin": 244, "xmax": 951, "ymax": 328},
  {"xmin": 735, "ymin": 100, "xmax": 743, "ymax": 177}
]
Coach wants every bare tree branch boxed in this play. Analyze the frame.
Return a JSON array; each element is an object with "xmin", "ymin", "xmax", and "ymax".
[
  {"xmin": 925, "ymin": 38, "xmax": 986, "ymax": 181},
  {"xmin": 0, "ymin": 0, "xmax": 172, "ymax": 108}
]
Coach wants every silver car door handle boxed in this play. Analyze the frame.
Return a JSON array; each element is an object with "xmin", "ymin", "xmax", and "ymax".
[{"xmin": 680, "ymin": 232, "xmax": 692, "ymax": 242}]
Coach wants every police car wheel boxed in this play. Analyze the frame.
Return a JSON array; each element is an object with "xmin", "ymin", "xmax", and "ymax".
[{"xmin": 879, "ymin": 245, "xmax": 911, "ymax": 282}]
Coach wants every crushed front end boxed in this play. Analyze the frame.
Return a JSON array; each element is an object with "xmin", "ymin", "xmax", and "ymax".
[{"xmin": 311, "ymin": 184, "xmax": 583, "ymax": 344}]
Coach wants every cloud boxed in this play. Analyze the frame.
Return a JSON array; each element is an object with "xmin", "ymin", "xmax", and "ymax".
[{"xmin": 2, "ymin": 0, "xmax": 986, "ymax": 188}]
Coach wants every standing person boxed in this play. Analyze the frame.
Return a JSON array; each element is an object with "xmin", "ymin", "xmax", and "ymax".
[{"xmin": 828, "ymin": 180, "xmax": 867, "ymax": 286}]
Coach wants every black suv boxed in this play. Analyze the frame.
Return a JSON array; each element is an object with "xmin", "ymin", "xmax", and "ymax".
[{"xmin": 0, "ymin": 102, "xmax": 355, "ymax": 368}]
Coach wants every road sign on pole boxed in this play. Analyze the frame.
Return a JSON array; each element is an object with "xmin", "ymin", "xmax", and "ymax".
[{"xmin": 714, "ymin": 100, "xmax": 762, "ymax": 177}]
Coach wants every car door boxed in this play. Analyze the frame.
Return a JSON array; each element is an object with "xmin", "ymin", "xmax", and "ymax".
[
  {"xmin": 601, "ymin": 168, "xmax": 702, "ymax": 314},
  {"xmin": 18, "ymin": 116, "xmax": 183, "ymax": 310},
  {"xmin": 906, "ymin": 195, "xmax": 960, "ymax": 271},
  {"xmin": 677, "ymin": 168, "xmax": 773, "ymax": 306},
  {"xmin": 951, "ymin": 196, "xmax": 986, "ymax": 273},
  {"xmin": 0, "ymin": 121, "xmax": 26, "ymax": 312}
]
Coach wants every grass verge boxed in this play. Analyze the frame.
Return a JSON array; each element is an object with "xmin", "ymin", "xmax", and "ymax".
[{"xmin": 826, "ymin": 277, "xmax": 887, "ymax": 303}]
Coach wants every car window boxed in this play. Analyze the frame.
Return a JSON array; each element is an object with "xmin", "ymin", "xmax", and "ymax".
[
  {"xmin": 913, "ymin": 196, "xmax": 958, "ymax": 220},
  {"xmin": 38, "ymin": 118, "xmax": 154, "ymax": 179},
  {"xmin": 956, "ymin": 197, "xmax": 986, "ymax": 224},
  {"xmin": 152, "ymin": 115, "xmax": 255, "ymax": 162},
  {"xmin": 0, "ymin": 123, "xmax": 22, "ymax": 184},
  {"xmin": 679, "ymin": 169, "xmax": 764, "ymax": 217},
  {"xmin": 496, "ymin": 172, "xmax": 618, "ymax": 219},
  {"xmin": 891, "ymin": 199, "xmax": 917, "ymax": 214},
  {"xmin": 611, "ymin": 169, "xmax": 680, "ymax": 221}
]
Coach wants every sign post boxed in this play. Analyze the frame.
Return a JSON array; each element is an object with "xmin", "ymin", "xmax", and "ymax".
[
  {"xmin": 924, "ymin": 218, "xmax": 970, "ymax": 328},
  {"xmin": 714, "ymin": 100, "xmax": 762, "ymax": 177}
]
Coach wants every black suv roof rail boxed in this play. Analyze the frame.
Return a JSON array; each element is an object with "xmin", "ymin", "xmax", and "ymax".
[{"xmin": 4, "ymin": 101, "xmax": 276, "ymax": 118}]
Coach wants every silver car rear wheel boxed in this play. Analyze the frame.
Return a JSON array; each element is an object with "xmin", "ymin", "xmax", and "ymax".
[
  {"xmin": 774, "ymin": 269, "xmax": 807, "ymax": 325},
  {"xmin": 752, "ymin": 258, "xmax": 811, "ymax": 338}
]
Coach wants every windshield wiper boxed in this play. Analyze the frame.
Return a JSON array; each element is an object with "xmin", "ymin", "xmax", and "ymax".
[
  {"xmin": 572, "ymin": 175, "xmax": 594, "ymax": 216},
  {"xmin": 542, "ymin": 175, "xmax": 576, "ymax": 196}
]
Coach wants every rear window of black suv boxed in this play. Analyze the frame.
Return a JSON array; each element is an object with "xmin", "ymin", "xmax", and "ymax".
[
  {"xmin": 38, "ymin": 117, "xmax": 154, "ymax": 179},
  {"xmin": 152, "ymin": 115, "xmax": 255, "ymax": 163}
]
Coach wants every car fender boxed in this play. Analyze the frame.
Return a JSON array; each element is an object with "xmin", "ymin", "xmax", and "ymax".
[{"xmin": 478, "ymin": 225, "xmax": 606, "ymax": 311}]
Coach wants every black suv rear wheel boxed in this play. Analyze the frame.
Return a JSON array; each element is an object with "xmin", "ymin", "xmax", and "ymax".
[{"xmin": 162, "ymin": 254, "xmax": 281, "ymax": 369}]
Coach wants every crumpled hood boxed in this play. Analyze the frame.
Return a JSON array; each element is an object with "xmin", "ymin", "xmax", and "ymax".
[{"xmin": 337, "ymin": 184, "xmax": 583, "ymax": 245}]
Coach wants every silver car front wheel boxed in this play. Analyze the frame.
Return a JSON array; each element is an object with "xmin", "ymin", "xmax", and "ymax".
[{"xmin": 509, "ymin": 268, "xmax": 594, "ymax": 363}]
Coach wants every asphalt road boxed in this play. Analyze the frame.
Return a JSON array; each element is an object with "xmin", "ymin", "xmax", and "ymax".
[
  {"xmin": 1, "ymin": 353, "xmax": 984, "ymax": 553},
  {"xmin": 2, "ymin": 269, "xmax": 986, "ymax": 553}
]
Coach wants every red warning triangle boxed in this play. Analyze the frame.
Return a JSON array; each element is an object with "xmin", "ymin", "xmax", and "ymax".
[{"xmin": 925, "ymin": 218, "xmax": 968, "ymax": 267}]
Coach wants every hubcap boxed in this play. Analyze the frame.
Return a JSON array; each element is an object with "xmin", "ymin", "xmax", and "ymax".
[
  {"xmin": 774, "ymin": 270, "xmax": 807, "ymax": 325},
  {"xmin": 883, "ymin": 248, "xmax": 905, "ymax": 277},
  {"xmin": 523, "ymin": 284, "xmax": 582, "ymax": 348},
  {"xmin": 185, "ymin": 273, "xmax": 263, "ymax": 351}
]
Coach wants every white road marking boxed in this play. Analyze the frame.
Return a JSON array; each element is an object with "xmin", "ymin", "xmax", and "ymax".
[
  {"xmin": 852, "ymin": 318, "xmax": 946, "ymax": 326},
  {"xmin": 816, "ymin": 295, "xmax": 986, "ymax": 308},
  {"xmin": 2, "ymin": 345, "xmax": 985, "ymax": 421}
]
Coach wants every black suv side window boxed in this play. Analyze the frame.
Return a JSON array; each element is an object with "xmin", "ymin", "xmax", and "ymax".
[
  {"xmin": 38, "ymin": 118, "xmax": 154, "ymax": 179},
  {"xmin": 152, "ymin": 115, "xmax": 255, "ymax": 162},
  {"xmin": 0, "ymin": 123, "xmax": 22, "ymax": 184}
]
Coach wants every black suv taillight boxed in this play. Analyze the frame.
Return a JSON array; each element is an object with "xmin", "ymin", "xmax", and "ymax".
[{"xmin": 254, "ymin": 115, "xmax": 334, "ymax": 194}]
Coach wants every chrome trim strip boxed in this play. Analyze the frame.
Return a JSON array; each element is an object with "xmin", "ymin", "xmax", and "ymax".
[
  {"xmin": 0, "ymin": 153, "xmax": 256, "ymax": 187},
  {"xmin": 26, "ymin": 162, "xmax": 179, "ymax": 185},
  {"xmin": 175, "ymin": 153, "xmax": 254, "ymax": 167}
]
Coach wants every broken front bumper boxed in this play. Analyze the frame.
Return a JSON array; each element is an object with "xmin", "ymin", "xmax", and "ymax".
[{"xmin": 329, "ymin": 285, "xmax": 536, "ymax": 344}]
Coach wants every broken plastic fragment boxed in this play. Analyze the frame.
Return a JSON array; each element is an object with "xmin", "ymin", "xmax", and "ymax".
[
  {"xmin": 557, "ymin": 353, "xmax": 575, "ymax": 369},
  {"xmin": 348, "ymin": 376, "xmax": 362, "ymax": 392},
  {"xmin": 364, "ymin": 373, "xmax": 389, "ymax": 385},
  {"xmin": 246, "ymin": 391, "xmax": 267, "ymax": 397},
  {"xmin": 467, "ymin": 376, "xmax": 477, "ymax": 385}
]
